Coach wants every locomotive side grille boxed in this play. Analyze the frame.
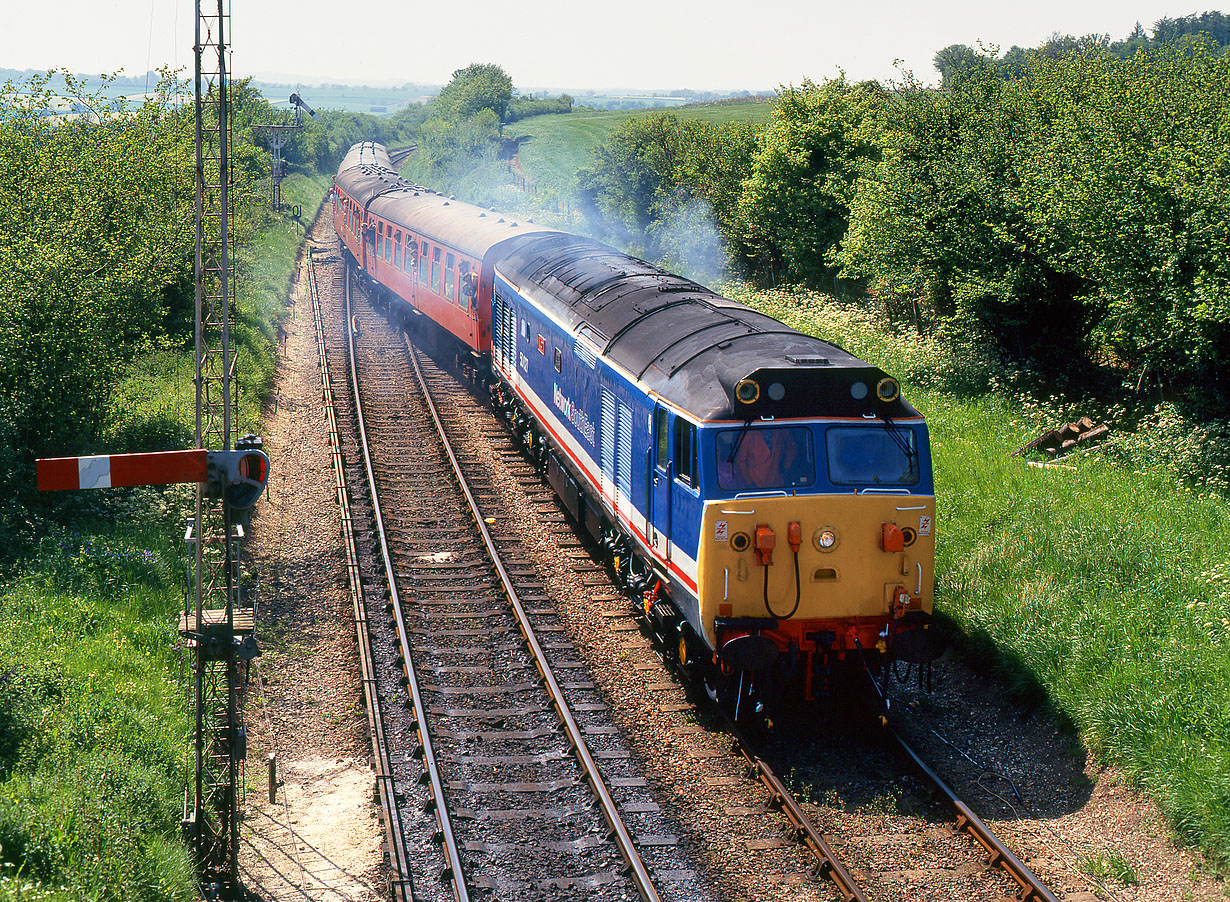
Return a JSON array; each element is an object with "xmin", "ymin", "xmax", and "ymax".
[
  {"xmin": 601, "ymin": 390, "xmax": 617, "ymax": 508},
  {"xmin": 616, "ymin": 403, "xmax": 633, "ymax": 507}
]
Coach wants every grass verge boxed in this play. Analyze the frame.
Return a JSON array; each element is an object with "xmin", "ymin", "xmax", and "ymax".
[
  {"xmin": 734, "ymin": 284, "xmax": 1230, "ymax": 869},
  {"xmin": 0, "ymin": 168, "xmax": 329, "ymax": 899}
]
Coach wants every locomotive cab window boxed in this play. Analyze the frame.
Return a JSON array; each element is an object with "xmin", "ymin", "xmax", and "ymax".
[
  {"xmin": 826, "ymin": 426, "xmax": 919, "ymax": 486},
  {"xmin": 716, "ymin": 426, "xmax": 815, "ymax": 492},
  {"xmin": 654, "ymin": 409, "xmax": 669, "ymax": 472},
  {"xmin": 674, "ymin": 419, "xmax": 698, "ymax": 487}
]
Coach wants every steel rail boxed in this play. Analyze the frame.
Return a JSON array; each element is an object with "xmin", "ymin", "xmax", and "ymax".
[
  {"xmin": 708, "ymin": 708, "xmax": 868, "ymax": 901},
  {"xmin": 308, "ymin": 247, "xmax": 415, "ymax": 901},
  {"xmin": 343, "ymin": 265, "xmax": 470, "ymax": 902},
  {"xmin": 885, "ymin": 724, "xmax": 1061, "ymax": 902},
  {"xmin": 404, "ymin": 338, "xmax": 664, "ymax": 902}
]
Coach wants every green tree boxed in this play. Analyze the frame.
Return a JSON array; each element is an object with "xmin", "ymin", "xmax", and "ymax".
[
  {"xmin": 934, "ymin": 44, "xmax": 984, "ymax": 86},
  {"xmin": 577, "ymin": 112, "xmax": 758, "ymax": 273},
  {"xmin": 739, "ymin": 77, "xmax": 887, "ymax": 288},
  {"xmin": 1013, "ymin": 43, "xmax": 1230, "ymax": 384},
  {"xmin": 0, "ymin": 72, "xmax": 197, "ymax": 472},
  {"xmin": 435, "ymin": 63, "xmax": 514, "ymax": 124}
]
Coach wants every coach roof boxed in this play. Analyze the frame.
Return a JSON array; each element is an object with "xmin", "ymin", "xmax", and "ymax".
[
  {"xmin": 495, "ymin": 233, "xmax": 920, "ymax": 422},
  {"xmin": 336, "ymin": 143, "xmax": 556, "ymax": 260}
]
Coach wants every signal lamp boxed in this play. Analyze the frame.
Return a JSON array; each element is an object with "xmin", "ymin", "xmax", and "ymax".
[
  {"xmin": 876, "ymin": 377, "xmax": 900, "ymax": 402},
  {"xmin": 735, "ymin": 379, "xmax": 760, "ymax": 404}
]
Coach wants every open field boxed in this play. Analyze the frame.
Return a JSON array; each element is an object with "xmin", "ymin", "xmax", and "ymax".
[{"xmin": 509, "ymin": 100, "xmax": 773, "ymax": 199}]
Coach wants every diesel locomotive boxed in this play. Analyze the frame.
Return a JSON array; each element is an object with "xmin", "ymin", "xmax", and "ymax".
[{"xmin": 334, "ymin": 142, "xmax": 942, "ymax": 713}]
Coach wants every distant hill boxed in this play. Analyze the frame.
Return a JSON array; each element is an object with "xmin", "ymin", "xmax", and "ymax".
[{"xmin": 1, "ymin": 67, "xmax": 761, "ymax": 116}]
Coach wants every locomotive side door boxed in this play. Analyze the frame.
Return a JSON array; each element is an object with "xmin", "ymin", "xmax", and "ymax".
[{"xmin": 649, "ymin": 405, "xmax": 672, "ymax": 561}]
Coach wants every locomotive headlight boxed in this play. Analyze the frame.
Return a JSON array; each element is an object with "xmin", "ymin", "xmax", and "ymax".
[
  {"xmin": 850, "ymin": 381, "xmax": 868, "ymax": 400},
  {"xmin": 876, "ymin": 377, "xmax": 900, "ymax": 402},
  {"xmin": 735, "ymin": 379, "xmax": 760, "ymax": 404},
  {"xmin": 813, "ymin": 527, "xmax": 838, "ymax": 551}
]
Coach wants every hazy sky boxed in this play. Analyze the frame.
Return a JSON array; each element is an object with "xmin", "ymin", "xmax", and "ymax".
[{"xmin": 1, "ymin": 0, "xmax": 1204, "ymax": 91}]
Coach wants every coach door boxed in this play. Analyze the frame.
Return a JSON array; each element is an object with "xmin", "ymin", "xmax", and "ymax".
[{"xmin": 649, "ymin": 405, "xmax": 672, "ymax": 561}]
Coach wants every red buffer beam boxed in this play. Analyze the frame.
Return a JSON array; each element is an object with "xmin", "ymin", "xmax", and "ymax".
[{"xmin": 37, "ymin": 449, "xmax": 208, "ymax": 491}]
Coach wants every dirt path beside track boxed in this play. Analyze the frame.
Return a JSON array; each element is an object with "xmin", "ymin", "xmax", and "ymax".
[{"xmin": 238, "ymin": 202, "xmax": 386, "ymax": 901}]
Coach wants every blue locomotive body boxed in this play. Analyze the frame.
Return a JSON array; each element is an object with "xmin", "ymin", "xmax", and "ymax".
[{"xmin": 335, "ymin": 142, "xmax": 942, "ymax": 703}]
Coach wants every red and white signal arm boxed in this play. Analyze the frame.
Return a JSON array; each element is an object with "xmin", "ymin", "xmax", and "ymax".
[
  {"xmin": 37, "ymin": 447, "xmax": 270, "ymax": 511},
  {"xmin": 37, "ymin": 449, "xmax": 208, "ymax": 491}
]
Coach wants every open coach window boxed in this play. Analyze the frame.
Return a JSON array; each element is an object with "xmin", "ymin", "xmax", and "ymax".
[
  {"xmin": 826, "ymin": 426, "xmax": 919, "ymax": 486},
  {"xmin": 716, "ymin": 426, "xmax": 815, "ymax": 491}
]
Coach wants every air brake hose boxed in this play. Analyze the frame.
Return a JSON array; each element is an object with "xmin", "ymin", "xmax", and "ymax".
[{"xmin": 763, "ymin": 550, "xmax": 802, "ymax": 620}]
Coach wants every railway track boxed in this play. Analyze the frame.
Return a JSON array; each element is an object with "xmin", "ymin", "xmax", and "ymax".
[
  {"xmin": 306, "ymin": 227, "xmax": 1064, "ymax": 900},
  {"xmin": 309, "ymin": 247, "xmax": 707, "ymax": 900},
  {"xmin": 382, "ymin": 314, "xmax": 1063, "ymax": 902}
]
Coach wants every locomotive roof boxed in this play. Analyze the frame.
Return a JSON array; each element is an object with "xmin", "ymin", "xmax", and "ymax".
[
  {"xmin": 335, "ymin": 143, "xmax": 556, "ymax": 260},
  {"xmin": 495, "ymin": 233, "xmax": 923, "ymax": 423}
]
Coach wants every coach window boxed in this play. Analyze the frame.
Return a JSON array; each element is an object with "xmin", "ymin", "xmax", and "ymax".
[
  {"xmin": 393, "ymin": 231, "xmax": 402, "ymax": 269},
  {"xmin": 431, "ymin": 247, "xmax": 442, "ymax": 293},
  {"xmin": 445, "ymin": 253, "xmax": 456, "ymax": 300},
  {"xmin": 419, "ymin": 243, "xmax": 430, "ymax": 286},
  {"xmin": 403, "ymin": 237, "xmax": 415, "ymax": 274},
  {"xmin": 376, "ymin": 224, "xmax": 384, "ymax": 259},
  {"xmin": 674, "ymin": 419, "xmax": 697, "ymax": 487},
  {"xmin": 654, "ymin": 409, "xmax": 669, "ymax": 472},
  {"xmin": 385, "ymin": 228, "xmax": 393, "ymax": 262}
]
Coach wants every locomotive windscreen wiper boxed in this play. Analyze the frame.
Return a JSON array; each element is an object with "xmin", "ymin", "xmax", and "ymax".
[
  {"xmin": 882, "ymin": 414, "xmax": 916, "ymax": 460},
  {"xmin": 726, "ymin": 416, "xmax": 755, "ymax": 463}
]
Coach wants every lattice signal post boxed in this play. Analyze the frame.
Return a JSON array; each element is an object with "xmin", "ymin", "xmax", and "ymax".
[
  {"xmin": 253, "ymin": 93, "xmax": 317, "ymax": 212},
  {"xmin": 36, "ymin": 3, "xmax": 266, "ymax": 896},
  {"xmin": 190, "ymin": 0, "xmax": 247, "ymax": 894},
  {"xmin": 34, "ymin": 443, "xmax": 269, "ymax": 896}
]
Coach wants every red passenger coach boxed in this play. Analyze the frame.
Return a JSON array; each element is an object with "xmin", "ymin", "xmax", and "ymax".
[{"xmin": 333, "ymin": 142, "xmax": 556, "ymax": 356}]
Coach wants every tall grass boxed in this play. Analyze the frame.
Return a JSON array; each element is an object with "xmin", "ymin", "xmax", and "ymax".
[
  {"xmin": 0, "ymin": 169, "xmax": 329, "ymax": 898},
  {"xmin": 737, "ymin": 284, "xmax": 1230, "ymax": 867}
]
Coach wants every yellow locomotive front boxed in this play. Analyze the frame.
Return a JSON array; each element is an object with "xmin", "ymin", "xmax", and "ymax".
[
  {"xmin": 696, "ymin": 487, "xmax": 937, "ymax": 698},
  {"xmin": 684, "ymin": 373, "xmax": 941, "ymax": 701}
]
